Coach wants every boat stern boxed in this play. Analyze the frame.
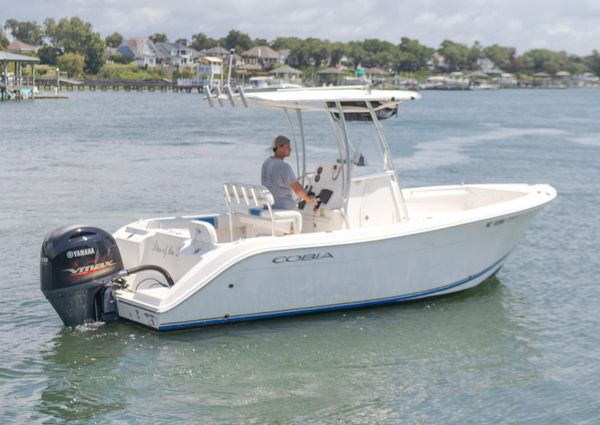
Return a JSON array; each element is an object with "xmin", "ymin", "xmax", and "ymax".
[{"xmin": 115, "ymin": 290, "xmax": 165, "ymax": 330}]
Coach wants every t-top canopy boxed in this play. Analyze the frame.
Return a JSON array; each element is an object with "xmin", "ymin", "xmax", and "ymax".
[{"xmin": 242, "ymin": 86, "xmax": 421, "ymax": 113}]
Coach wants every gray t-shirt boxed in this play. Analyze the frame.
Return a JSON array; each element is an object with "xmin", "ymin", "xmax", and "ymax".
[{"xmin": 261, "ymin": 157, "xmax": 297, "ymax": 210}]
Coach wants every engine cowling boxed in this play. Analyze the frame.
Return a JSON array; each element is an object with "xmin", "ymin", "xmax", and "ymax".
[{"xmin": 40, "ymin": 225, "xmax": 124, "ymax": 327}]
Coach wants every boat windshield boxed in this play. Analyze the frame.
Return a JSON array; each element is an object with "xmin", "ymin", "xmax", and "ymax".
[{"xmin": 287, "ymin": 103, "xmax": 397, "ymax": 181}]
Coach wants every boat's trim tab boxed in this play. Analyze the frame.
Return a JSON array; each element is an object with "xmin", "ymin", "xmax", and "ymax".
[{"xmin": 155, "ymin": 253, "xmax": 508, "ymax": 331}]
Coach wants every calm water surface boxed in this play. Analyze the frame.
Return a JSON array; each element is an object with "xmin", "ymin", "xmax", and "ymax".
[{"xmin": 1, "ymin": 89, "xmax": 599, "ymax": 424}]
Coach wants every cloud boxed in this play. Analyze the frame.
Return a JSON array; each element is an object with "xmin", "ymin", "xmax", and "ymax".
[{"xmin": 2, "ymin": 0, "xmax": 599, "ymax": 54}]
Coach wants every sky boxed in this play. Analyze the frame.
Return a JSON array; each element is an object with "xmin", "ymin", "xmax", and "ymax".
[{"xmin": 2, "ymin": 0, "xmax": 599, "ymax": 55}]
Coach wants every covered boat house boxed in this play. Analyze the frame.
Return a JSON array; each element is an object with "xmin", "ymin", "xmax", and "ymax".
[{"xmin": 0, "ymin": 51, "xmax": 40, "ymax": 101}]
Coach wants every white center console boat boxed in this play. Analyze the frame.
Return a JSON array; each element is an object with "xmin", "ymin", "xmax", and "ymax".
[{"xmin": 40, "ymin": 86, "xmax": 556, "ymax": 331}]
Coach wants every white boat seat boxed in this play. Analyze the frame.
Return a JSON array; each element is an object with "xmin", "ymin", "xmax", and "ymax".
[
  {"xmin": 224, "ymin": 183, "xmax": 302, "ymax": 239},
  {"xmin": 246, "ymin": 207, "xmax": 302, "ymax": 234},
  {"xmin": 269, "ymin": 209, "xmax": 302, "ymax": 224},
  {"xmin": 189, "ymin": 219, "xmax": 218, "ymax": 246},
  {"xmin": 248, "ymin": 207, "xmax": 301, "ymax": 221}
]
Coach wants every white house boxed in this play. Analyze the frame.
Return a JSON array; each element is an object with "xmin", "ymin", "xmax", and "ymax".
[
  {"xmin": 117, "ymin": 38, "xmax": 158, "ymax": 67},
  {"xmin": 196, "ymin": 56, "xmax": 224, "ymax": 84},
  {"xmin": 477, "ymin": 58, "xmax": 502, "ymax": 75},
  {"xmin": 155, "ymin": 42, "xmax": 199, "ymax": 68}
]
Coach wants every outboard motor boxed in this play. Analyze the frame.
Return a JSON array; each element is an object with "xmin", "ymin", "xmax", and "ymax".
[{"xmin": 40, "ymin": 225, "xmax": 125, "ymax": 327}]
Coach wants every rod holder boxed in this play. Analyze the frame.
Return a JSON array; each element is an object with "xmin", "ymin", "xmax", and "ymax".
[
  {"xmin": 225, "ymin": 85, "xmax": 235, "ymax": 107},
  {"xmin": 238, "ymin": 86, "xmax": 248, "ymax": 108},
  {"xmin": 215, "ymin": 85, "xmax": 224, "ymax": 107},
  {"xmin": 203, "ymin": 85, "xmax": 214, "ymax": 107}
]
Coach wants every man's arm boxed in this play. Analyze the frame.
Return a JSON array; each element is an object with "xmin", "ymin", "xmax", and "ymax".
[{"xmin": 290, "ymin": 181, "xmax": 316, "ymax": 203}]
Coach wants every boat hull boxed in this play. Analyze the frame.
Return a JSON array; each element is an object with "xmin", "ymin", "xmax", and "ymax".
[{"xmin": 116, "ymin": 204, "xmax": 542, "ymax": 331}]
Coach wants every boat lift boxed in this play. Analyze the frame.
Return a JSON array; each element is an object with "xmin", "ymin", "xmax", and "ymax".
[{"xmin": 0, "ymin": 52, "xmax": 40, "ymax": 101}]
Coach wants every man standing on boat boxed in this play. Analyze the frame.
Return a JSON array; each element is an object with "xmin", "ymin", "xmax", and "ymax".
[{"xmin": 262, "ymin": 135, "xmax": 316, "ymax": 209}]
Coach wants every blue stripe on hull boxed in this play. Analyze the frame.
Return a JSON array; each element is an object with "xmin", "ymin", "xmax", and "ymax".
[{"xmin": 157, "ymin": 254, "xmax": 508, "ymax": 331}]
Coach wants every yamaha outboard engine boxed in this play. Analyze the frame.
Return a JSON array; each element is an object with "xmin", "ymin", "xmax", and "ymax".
[{"xmin": 40, "ymin": 225, "xmax": 125, "ymax": 327}]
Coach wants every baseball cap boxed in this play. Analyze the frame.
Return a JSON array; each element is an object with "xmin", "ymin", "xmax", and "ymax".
[{"xmin": 270, "ymin": 135, "xmax": 290, "ymax": 150}]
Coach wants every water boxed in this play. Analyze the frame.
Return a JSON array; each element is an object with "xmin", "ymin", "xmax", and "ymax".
[{"xmin": 1, "ymin": 89, "xmax": 599, "ymax": 424}]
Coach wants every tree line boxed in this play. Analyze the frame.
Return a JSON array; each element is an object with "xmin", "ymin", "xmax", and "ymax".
[{"xmin": 2, "ymin": 17, "xmax": 600, "ymax": 78}]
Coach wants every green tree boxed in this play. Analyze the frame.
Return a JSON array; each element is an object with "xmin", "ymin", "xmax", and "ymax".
[
  {"xmin": 520, "ymin": 49, "xmax": 571, "ymax": 74},
  {"xmin": 272, "ymin": 37, "xmax": 304, "ymax": 67},
  {"xmin": 45, "ymin": 17, "xmax": 105, "ymax": 74},
  {"xmin": 37, "ymin": 45, "xmax": 62, "ymax": 65},
  {"xmin": 224, "ymin": 30, "xmax": 252, "ymax": 52},
  {"xmin": 397, "ymin": 37, "xmax": 434, "ymax": 72},
  {"xmin": 346, "ymin": 41, "xmax": 367, "ymax": 68},
  {"xmin": 4, "ymin": 19, "xmax": 45, "ymax": 45},
  {"xmin": 584, "ymin": 50, "xmax": 600, "ymax": 76},
  {"xmin": 362, "ymin": 38, "xmax": 395, "ymax": 55},
  {"xmin": 253, "ymin": 38, "xmax": 268, "ymax": 46},
  {"xmin": 175, "ymin": 38, "xmax": 188, "ymax": 46},
  {"xmin": 438, "ymin": 40, "xmax": 471, "ymax": 71},
  {"xmin": 373, "ymin": 50, "xmax": 396, "ymax": 70},
  {"xmin": 468, "ymin": 41, "xmax": 483, "ymax": 69},
  {"xmin": 85, "ymin": 36, "xmax": 106, "ymax": 74},
  {"xmin": 306, "ymin": 38, "xmax": 331, "ymax": 67},
  {"xmin": 105, "ymin": 32, "xmax": 123, "ymax": 48},
  {"xmin": 271, "ymin": 37, "xmax": 302, "ymax": 51},
  {"xmin": 109, "ymin": 52, "xmax": 133, "ymax": 64},
  {"xmin": 44, "ymin": 18, "xmax": 57, "ymax": 41},
  {"xmin": 44, "ymin": 17, "xmax": 88, "ymax": 52},
  {"xmin": 357, "ymin": 39, "xmax": 396, "ymax": 68},
  {"xmin": 57, "ymin": 52, "xmax": 85, "ymax": 77},
  {"xmin": 0, "ymin": 28, "xmax": 8, "ymax": 49},
  {"xmin": 149, "ymin": 33, "xmax": 168, "ymax": 43},
  {"xmin": 291, "ymin": 38, "xmax": 330, "ymax": 68},
  {"xmin": 483, "ymin": 44, "xmax": 516, "ymax": 71},
  {"xmin": 191, "ymin": 33, "xmax": 218, "ymax": 51},
  {"xmin": 563, "ymin": 54, "xmax": 589, "ymax": 75},
  {"xmin": 329, "ymin": 42, "xmax": 347, "ymax": 67}
]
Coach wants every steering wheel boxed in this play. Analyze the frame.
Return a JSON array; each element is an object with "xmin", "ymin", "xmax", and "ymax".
[{"xmin": 297, "ymin": 185, "xmax": 316, "ymax": 210}]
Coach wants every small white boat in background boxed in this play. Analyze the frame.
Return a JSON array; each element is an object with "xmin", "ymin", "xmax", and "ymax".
[
  {"xmin": 244, "ymin": 76, "xmax": 302, "ymax": 92},
  {"xmin": 470, "ymin": 81, "xmax": 500, "ymax": 90},
  {"xmin": 41, "ymin": 86, "xmax": 556, "ymax": 331}
]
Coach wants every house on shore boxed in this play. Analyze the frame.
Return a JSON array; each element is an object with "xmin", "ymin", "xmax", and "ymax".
[
  {"xmin": 316, "ymin": 67, "xmax": 346, "ymax": 86},
  {"xmin": 241, "ymin": 45, "xmax": 285, "ymax": 70},
  {"xmin": 269, "ymin": 65, "xmax": 302, "ymax": 83},
  {"xmin": 366, "ymin": 67, "xmax": 388, "ymax": 86},
  {"xmin": 573, "ymin": 72, "xmax": 599, "ymax": 87},
  {"xmin": 427, "ymin": 52, "xmax": 449, "ymax": 72},
  {"xmin": 476, "ymin": 58, "xmax": 502, "ymax": 75},
  {"xmin": 7, "ymin": 40, "xmax": 39, "ymax": 54},
  {"xmin": 117, "ymin": 38, "xmax": 202, "ymax": 69},
  {"xmin": 532, "ymin": 72, "xmax": 551, "ymax": 87},
  {"xmin": 117, "ymin": 38, "xmax": 158, "ymax": 67},
  {"xmin": 155, "ymin": 42, "xmax": 199, "ymax": 68},
  {"xmin": 196, "ymin": 56, "xmax": 223, "ymax": 85},
  {"xmin": 198, "ymin": 46, "xmax": 232, "ymax": 60}
]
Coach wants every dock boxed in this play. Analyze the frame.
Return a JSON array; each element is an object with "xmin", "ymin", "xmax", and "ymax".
[
  {"xmin": 1, "ymin": 50, "xmax": 206, "ymax": 100},
  {"xmin": 34, "ymin": 78, "xmax": 204, "ymax": 93},
  {"xmin": 33, "ymin": 94, "xmax": 69, "ymax": 99}
]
